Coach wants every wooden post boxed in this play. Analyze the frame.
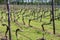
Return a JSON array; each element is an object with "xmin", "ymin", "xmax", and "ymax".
[
  {"xmin": 6, "ymin": 0, "xmax": 12, "ymax": 40},
  {"xmin": 51, "ymin": 0, "xmax": 55, "ymax": 34}
]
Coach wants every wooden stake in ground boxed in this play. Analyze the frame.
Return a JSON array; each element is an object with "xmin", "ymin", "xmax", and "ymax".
[
  {"xmin": 6, "ymin": 0, "xmax": 12, "ymax": 40},
  {"xmin": 51, "ymin": 0, "xmax": 55, "ymax": 34}
]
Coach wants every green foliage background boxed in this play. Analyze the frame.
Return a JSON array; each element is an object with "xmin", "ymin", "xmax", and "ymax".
[{"xmin": 0, "ymin": 0, "xmax": 60, "ymax": 5}]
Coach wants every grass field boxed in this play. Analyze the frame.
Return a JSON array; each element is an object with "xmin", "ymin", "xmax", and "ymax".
[{"xmin": 0, "ymin": 5, "xmax": 60, "ymax": 40}]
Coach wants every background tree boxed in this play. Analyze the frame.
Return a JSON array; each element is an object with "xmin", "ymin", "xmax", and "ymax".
[
  {"xmin": 0, "ymin": 0, "xmax": 4, "ymax": 4},
  {"xmin": 55, "ymin": 0, "xmax": 60, "ymax": 5}
]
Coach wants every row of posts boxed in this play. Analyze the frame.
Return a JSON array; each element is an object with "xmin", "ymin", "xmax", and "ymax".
[{"xmin": 2, "ymin": 0, "xmax": 55, "ymax": 40}]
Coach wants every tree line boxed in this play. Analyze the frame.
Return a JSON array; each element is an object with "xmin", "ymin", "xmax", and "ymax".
[{"xmin": 0, "ymin": 0, "xmax": 60, "ymax": 5}]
